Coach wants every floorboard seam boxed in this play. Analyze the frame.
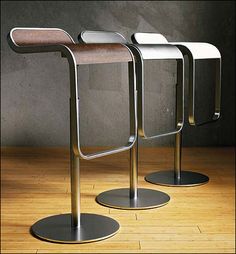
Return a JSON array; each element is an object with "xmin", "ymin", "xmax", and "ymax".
[{"xmin": 197, "ymin": 225, "xmax": 202, "ymax": 233}]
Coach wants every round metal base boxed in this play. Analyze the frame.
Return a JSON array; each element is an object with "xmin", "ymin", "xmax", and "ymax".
[
  {"xmin": 96, "ymin": 188, "xmax": 170, "ymax": 210},
  {"xmin": 31, "ymin": 213, "xmax": 119, "ymax": 243},
  {"xmin": 145, "ymin": 170, "xmax": 209, "ymax": 187}
]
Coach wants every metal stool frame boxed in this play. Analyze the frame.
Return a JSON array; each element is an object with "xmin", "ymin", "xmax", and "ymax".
[
  {"xmin": 79, "ymin": 30, "xmax": 186, "ymax": 209},
  {"xmin": 132, "ymin": 32, "xmax": 221, "ymax": 186},
  {"xmin": 7, "ymin": 27, "xmax": 139, "ymax": 243}
]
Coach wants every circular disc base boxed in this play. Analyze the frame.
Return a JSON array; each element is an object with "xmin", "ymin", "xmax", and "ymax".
[
  {"xmin": 96, "ymin": 188, "xmax": 170, "ymax": 210},
  {"xmin": 31, "ymin": 213, "xmax": 119, "ymax": 243},
  {"xmin": 145, "ymin": 170, "xmax": 209, "ymax": 187}
]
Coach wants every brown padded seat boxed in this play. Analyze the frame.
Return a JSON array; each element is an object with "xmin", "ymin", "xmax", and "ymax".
[
  {"xmin": 66, "ymin": 43, "xmax": 132, "ymax": 64},
  {"xmin": 10, "ymin": 28, "xmax": 132, "ymax": 64},
  {"xmin": 11, "ymin": 28, "xmax": 74, "ymax": 45}
]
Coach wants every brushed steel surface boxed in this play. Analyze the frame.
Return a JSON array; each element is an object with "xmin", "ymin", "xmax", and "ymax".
[
  {"xmin": 132, "ymin": 32, "xmax": 220, "ymax": 186},
  {"xmin": 172, "ymin": 42, "xmax": 221, "ymax": 59},
  {"xmin": 79, "ymin": 30, "xmax": 171, "ymax": 210},
  {"xmin": 96, "ymin": 188, "xmax": 170, "ymax": 210},
  {"xmin": 145, "ymin": 170, "xmax": 209, "ymax": 187},
  {"xmin": 129, "ymin": 44, "xmax": 184, "ymax": 140},
  {"xmin": 31, "ymin": 213, "xmax": 119, "ymax": 243},
  {"xmin": 130, "ymin": 137, "xmax": 138, "ymax": 199},
  {"xmin": 132, "ymin": 32, "xmax": 221, "ymax": 126},
  {"xmin": 174, "ymin": 43, "xmax": 221, "ymax": 126},
  {"xmin": 186, "ymin": 53, "xmax": 221, "ymax": 126},
  {"xmin": 70, "ymin": 150, "xmax": 80, "ymax": 227},
  {"xmin": 132, "ymin": 32, "xmax": 168, "ymax": 44},
  {"xmin": 79, "ymin": 30, "xmax": 127, "ymax": 44},
  {"xmin": 130, "ymin": 44, "xmax": 183, "ymax": 60},
  {"xmin": 174, "ymin": 132, "xmax": 181, "ymax": 181},
  {"xmin": 79, "ymin": 30, "xmax": 184, "ymax": 139}
]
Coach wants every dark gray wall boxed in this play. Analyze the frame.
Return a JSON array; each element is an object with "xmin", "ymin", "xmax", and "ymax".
[{"xmin": 1, "ymin": 1, "xmax": 235, "ymax": 147}]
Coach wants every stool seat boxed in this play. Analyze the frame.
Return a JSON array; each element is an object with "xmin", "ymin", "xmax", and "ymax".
[
  {"xmin": 9, "ymin": 28, "xmax": 133, "ymax": 65},
  {"xmin": 7, "ymin": 27, "xmax": 139, "ymax": 243},
  {"xmin": 132, "ymin": 32, "xmax": 221, "ymax": 126},
  {"xmin": 132, "ymin": 32, "xmax": 221, "ymax": 187},
  {"xmin": 65, "ymin": 43, "xmax": 132, "ymax": 64},
  {"xmin": 130, "ymin": 44, "xmax": 183, "ymax": 60},
  {"xmin": 78, "ymin": 30, "xmax": 173, "ymax": 210},
  {"xmin": 170, "ymin": 42, "xmax": 221, "ymax": 59},
  {"xmin": 169, "ymin": 42, "xmax": 221, "ymax": 125},
  {"xmin": 10, "ymin": 27, "xmax": 74, "ymax": 45},
  {"xmin": 128, "ymin": 43, "xmax": 184, "ymax": 139},
  {"xmin": 79, "ymin": 30, "xmax": 127, "ymax": 44}
]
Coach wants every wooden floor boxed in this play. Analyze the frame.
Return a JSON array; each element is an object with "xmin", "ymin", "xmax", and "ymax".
[{"xmin": 1, "ymin": 147, "xmax": 235, "ymax": 253}]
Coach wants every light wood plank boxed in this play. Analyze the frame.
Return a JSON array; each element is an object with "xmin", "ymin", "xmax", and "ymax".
[{"xmin": 1, "ymin": 147, "xmax": 235, "ymax": 253}]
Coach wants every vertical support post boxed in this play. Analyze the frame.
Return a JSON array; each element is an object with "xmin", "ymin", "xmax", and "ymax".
[
  {"xmin": 70, "ymin": 99, "xmax": 81, "ymax": 228},
  {"xmin": 188, "ymin": 57, "xmax": 195, "ymax": 125},
  {"xmin": 214, "ymin": 59, "xmax": 221, "ymax": 120},
  {"xmin": 174, "ymin": 59, "xmax": 184, "ymax": 181},
  {"xmin": 70, "ymin": 150, "xmax": 81, "ymax": 227},
  {"xmin": 128, "ymin": 61, "xmax": 138, "ymax": 199},
  {"xmin": 69, "ymin": 63, "xmax": 81, "ymax": 228},
  {"xmin": 174, "ymin": 132, "xmax": 181, "ymax": 181},
  {"xmin": 130, "ymin": 140, "xmax": 138, "ymax": 199}
]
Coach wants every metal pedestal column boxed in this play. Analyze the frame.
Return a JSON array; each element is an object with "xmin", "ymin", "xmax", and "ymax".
[
  {"xmin": 96, "ymin": 139, "xmax": 170, "ymax": 210},
  {"xmin": 31, "ymin": 71, "xmax": 120, "ymax": 243},
  {"xmin": 145, "ymin": 131, "xmax": 209, "ymax": 187},
  {"xmin": 31, "ymin": 153, "xmax": 119, "ymax": 243},
  {"xmin": 95, "ymin": 49, "xmax": 170, "ymax": 210},
  {"xmin": 131, "ymin": 33, "xmax": 222, "ymax": 187}
]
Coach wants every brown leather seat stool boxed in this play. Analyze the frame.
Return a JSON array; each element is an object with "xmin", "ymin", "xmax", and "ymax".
[{"xmin": 7, "ymin": 27, "xmax": 139, "ymax": 243}]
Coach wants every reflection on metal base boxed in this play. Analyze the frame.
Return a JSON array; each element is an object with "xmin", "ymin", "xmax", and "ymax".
[
  {"xmin": 96, "ymin": 188, "xmax": 170, "ymax": 210},
  {"xmin": 145, "ymin": 170, "xmax": 209, "ymax": 187},
  {"xmin": 31, "ymin": 213, "xmax": 119, "ymax": 243}
]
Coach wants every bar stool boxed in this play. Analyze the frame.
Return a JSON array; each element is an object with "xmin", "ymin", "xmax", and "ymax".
[
  {"xmin": 132, "ymin": 33, "xmax": 221, "ymax": 186},
  {"xmin": 79, "ymin": 30, "xmax": 185, "ymax": 209},
  {"xmin": 7, "ymin": 27, "xmax": 139, "ymax": 243}
]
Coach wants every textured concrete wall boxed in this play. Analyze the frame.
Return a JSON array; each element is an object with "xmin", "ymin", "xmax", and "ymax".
[{"xmin": 1, "ymin": 1, "xmax": 235, "ymax": 147}]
